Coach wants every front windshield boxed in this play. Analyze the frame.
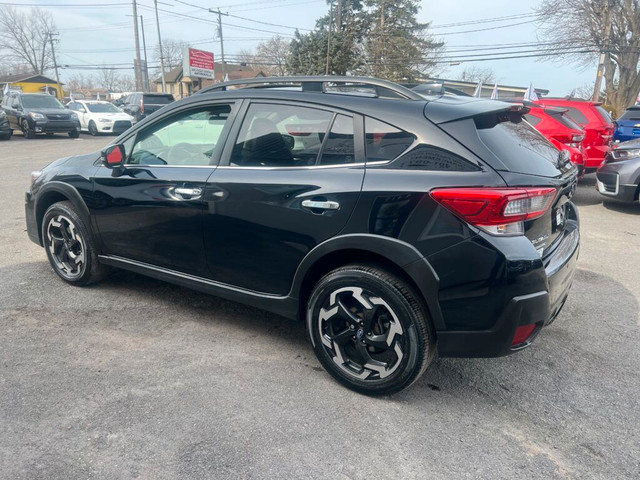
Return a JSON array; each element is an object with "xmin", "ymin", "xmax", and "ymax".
[
  {"xmin": 21, "ymin": 95, "xmax": 64, "ymax": 109},
  {"xmin": 86, "ymin": 103, "xmax": 121, "ymax": 113}
]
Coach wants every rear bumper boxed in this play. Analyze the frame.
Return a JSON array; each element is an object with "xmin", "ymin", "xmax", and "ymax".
[
  {"xmin": 584, "ymin": 145, "xmax": 609, "ymax": 170},
  {"xmin": 438, "ymin": 219, "xmax": 580, "ymax": 358}
]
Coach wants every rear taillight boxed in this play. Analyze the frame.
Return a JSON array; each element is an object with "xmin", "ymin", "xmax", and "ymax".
[
  {"xmin": 512, "ymin": 324, "xmax": 537, "ymax": 346},
  {"xmin": 430, "ymin": 187, "xmax": 557, "ymax": 236}
]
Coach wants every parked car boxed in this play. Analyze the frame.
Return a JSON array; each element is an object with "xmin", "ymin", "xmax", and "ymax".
[
  {"xmin": 0, "ymin": 109, "xmax": 11, "ymax": 140},
  {"xmin": 119, "ymin": 92, "xmax": 174, "ymax": 122},
  {"xmin": 596, "ymin": 138, "xmax": 640, "ymax": 203},
  {"xmin": 67, "ymin": 100, "xmax": 134, "ymax": 136},
  {"xmin": 613, "ymin": 106, "xmax": 640, "ymax": 143},
  {"xmin": 539, "ymin": 98, "xmax": 614, "ymax": 172},
  {"xmin": 517, "ymin": 101, "xmax": 587, "ymax": 176},
  {"xmin": 25, "ymin": 77, "xmax": 580, "ymax": 395},
  {"xmin": 1, "ymin": 92, "xmax": 80, "ymax": 138}
]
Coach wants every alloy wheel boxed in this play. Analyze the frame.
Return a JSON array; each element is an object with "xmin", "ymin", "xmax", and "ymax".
[
  {"xmin": 46, "ymin": 214, "xmax": 86, "ymax": 279},
  {"xmin": 316, "ymin": 286, "xmax": 406, "ymax": 381}
]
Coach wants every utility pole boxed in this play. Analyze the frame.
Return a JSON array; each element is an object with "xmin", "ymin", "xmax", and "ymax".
[
  {"xmin": 593, "ymin": 0, "xmax": 612, "ymax": 102},
  {"xmin": 325, "ymin": 1, "xmax": 333, "ymax": 75},
  {"xmin": 139, "ymin": 15, "xmax": 150, "ymax": 91},
  {"xmin": 154, "ymin": 0, "xmax": 166, "ymax": 92},
  {"xmin": 48, "ymin": 32, "xmax": 62, "ymax": 99},
  {"xmin": 131, "ymin": 0, "xmax": 143, "ymax": 91},
  {"xmin": 209, "ymin": 8, "xmax": 228, "ymax": 79}
]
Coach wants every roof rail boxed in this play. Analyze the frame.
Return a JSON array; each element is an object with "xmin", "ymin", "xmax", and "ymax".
[{"xmin": 195, "ymin": 76, "xmax": 424, "ymax": 100}]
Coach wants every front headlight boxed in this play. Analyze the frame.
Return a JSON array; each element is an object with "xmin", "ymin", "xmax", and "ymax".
[
  {"xmin": 610, "ymin": 148, "xmax": 640, "ymax": 162},
  {"xmin": 98, "ymin": 118, "xmax": 113, "ymax": 123},
  {"xmin": 29, "ymin": 112, "xmax": 46, "ymax": 120}
]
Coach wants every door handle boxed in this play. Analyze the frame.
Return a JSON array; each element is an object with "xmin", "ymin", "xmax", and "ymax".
[
  {"xmin": 301, "ymin": 200, "xmax": 340, "ymax": 210},
  {"xmin": 173, "ymin": 187, "xmax": 202, "ymax": 199}
]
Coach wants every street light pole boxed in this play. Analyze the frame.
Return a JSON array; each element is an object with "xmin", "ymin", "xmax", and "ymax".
[
  {"xmin": 48, "ymin": 32, "xmax": 62, "ymax": 99},
  {"xmin": 131, "ymin": 0, "xmax": 143, "ymax": 91},
  {"xmin": 209, "ymin": 9, "xmax": 228, "ymax": 80},
  {"xmin": 139, "ymin": 15, "xmax": 150, "ymax": 91},
  {"xmin": 154, "ymin": 0, "xmax": 166, "ymax": 93}
]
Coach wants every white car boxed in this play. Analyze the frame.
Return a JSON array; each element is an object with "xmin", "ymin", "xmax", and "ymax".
[{"xmin": 67, "ymin": 100, "xmax": 134, "ymax": 136}]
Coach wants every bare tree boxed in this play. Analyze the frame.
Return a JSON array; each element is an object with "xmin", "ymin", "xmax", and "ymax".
[
  {"xmin": 155, "ymin": 38, "xmax": 187, "ymax": 72},
  {"xmin": 255, "ymin": 36, "xmax": 290, "ymax": 76},
  {"xmin": 97, "ymin": 67, "xmax": 120, "ymax": 91},
  {"xmin": 115, "ymin": 75, "xmax": 136, "ymax": 92},
  {"xmin": 0, "ymin": 6, "xmax": 56, "ymax": 74},
  {"xmin": 66, "ymin": 73, "xmax": 94, "ymax": 93},
  {"xmin": 236, "ymin": 48, "xmax": 257, "ymax": 69},
  {"xmin": 460, "ymin": 66, "xmax": 496, "ymax": 84},
  {"xmin": 536, "ymin": 0, "xmax": 640, "ymax": 113}
]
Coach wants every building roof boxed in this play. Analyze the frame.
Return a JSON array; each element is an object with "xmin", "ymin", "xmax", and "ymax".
[{"xmin": 0, "ymin": 73, "xmax": 62, "ymax": 85}]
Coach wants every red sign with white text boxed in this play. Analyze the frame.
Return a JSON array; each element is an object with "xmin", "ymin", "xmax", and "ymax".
[{"xmin": 183, "ymin": 47, "xmax": 215, "ymax": 79}]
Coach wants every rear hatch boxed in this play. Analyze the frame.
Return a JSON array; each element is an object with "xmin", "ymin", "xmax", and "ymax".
[
  {"xmin": 142, "ymin": 94, "xmax": 174, "ymax": 115},
  {"xmin": 425, "ymin": 96, "xmax": 578, "ymax": 255}
]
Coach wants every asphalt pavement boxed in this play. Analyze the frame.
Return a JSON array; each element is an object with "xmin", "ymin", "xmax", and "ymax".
[{"xmin": 1, "ymin": 133, "xmax": 639, "ymax": 479}]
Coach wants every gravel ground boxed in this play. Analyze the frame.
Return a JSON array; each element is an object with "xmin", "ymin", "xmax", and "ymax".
[{"xmin": 1, "ymin": 133, "xmax": 639, "ymax": 479}]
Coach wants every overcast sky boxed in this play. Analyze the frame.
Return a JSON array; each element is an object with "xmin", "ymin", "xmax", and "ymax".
[{"xmin": 7, "ymin": 0, "xmax": 597, "ymax": 95}]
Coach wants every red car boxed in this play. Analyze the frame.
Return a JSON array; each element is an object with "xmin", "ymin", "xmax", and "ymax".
[
  {"xmin": 538, "ymin": 98, "xmax": 614, "ymax": 172},
  {"xmin": 522, "ymin": 103, "xmax": 587, "ymax": 176}
]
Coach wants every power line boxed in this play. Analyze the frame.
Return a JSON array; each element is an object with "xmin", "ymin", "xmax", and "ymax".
[{"xmin": 430, "ymin": 13, "xmax": 537, "ymax": 29}]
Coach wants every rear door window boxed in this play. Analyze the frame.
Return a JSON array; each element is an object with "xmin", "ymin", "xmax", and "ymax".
[
  {"xmin": 319, "ymin": 114, "xmax": 355, "ymax": 165},
  {"xmin": 230, "ymin": 103, "xmax": 333, "ymax": 167},
  {"xmin": 365, "ymin": 117, "xmax": 415, "ymax": 162}
]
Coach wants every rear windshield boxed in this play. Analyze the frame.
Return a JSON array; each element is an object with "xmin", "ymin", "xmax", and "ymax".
[
  {"xmin": 546, "ymin": 110, "xmax": 582, "ymax": 130},
  {"xmin": 476, "ymin": 115, "xmax": 560, "ymax": 169},
  {"xmin": 619, "ymin": 108, "xmax": 640, "ymax": 121},
  {"xmin": 143, "ymin": 95, "xmax": 173, "ymax": 105},
  {"xmin": 21, "ymin": 95, "xmax": 64, "ymax": 109},
  {"xmin": 594, "ymin": 105, "xmax": 612, "ymax": 123},
  {"xmin": 564, "ymin": 106, "xmax": 589, "ymax": 125},
  {"xmin": 86, "ymin": 103, "xmax": 120, "ymax": 113}
]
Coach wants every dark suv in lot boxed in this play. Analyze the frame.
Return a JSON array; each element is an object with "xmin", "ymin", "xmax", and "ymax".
[
  {"xmin": 1, "ymin": 92, "xmax": 80, "ymax": 138},
  {"xmin": 25, "ymin": 77, "xmax": 580, "ymax": 395},
  {"xmin": 119, "ymin": 92, "xmax": 175, "ymax": 122}
]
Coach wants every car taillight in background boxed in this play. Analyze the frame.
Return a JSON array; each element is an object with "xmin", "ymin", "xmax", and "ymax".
[{"xmin": 430, "ymin": 187, "xmax": 557, "ymax": 236}]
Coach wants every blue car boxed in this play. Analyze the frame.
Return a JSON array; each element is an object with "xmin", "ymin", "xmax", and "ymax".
[{"xmin": 614, "ymin": 105, "xmax": 640, "ymax": 142}]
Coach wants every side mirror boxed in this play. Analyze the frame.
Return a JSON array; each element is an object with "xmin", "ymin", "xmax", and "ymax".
[{"xmin": 102, "ymin": 144, "xmax": 126, "ymax": 168}]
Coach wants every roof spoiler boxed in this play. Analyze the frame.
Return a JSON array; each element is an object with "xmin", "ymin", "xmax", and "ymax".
[{"xmin": 424, "ymin": 97, "xmax": 530, "ymax": 124}]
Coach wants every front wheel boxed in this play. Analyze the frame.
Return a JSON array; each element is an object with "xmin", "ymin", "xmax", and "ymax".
[
  {"xmin": 69, "ymin": 128, "xmax": 80, "ymax": 138},
  {"xmin": 42, "ymin": 201, "xmax": 110, "ymax": 285},
  {"xmin": 307, "ymin": 264, "xmax": 435, "ymax": 396},
  {"xmin": 88, "ymin": 121, "xmax": 98, "ymax": 136},
  {"xmin": 21, "ymin": 119, "xmax": 35, "ymax": 139}
]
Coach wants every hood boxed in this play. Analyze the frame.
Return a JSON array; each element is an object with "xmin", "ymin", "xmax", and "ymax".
[
  {"xmin": 616, "ymin": 138, "xmax": 640, "ymax": 150},
  {"xmin": 25, "ymin": 107, "xmax": 72, "ymax": 115}
]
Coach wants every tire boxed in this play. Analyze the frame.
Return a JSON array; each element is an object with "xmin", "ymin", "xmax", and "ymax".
[
  {"xmin": 88, "ymin": 121, "xmax": 98, "ymax": 136},
  {"xmin": 21, "ymin": 119, "xmax": 35, "ymax": 139},
  {"xmin": 307, "ymin": 264, "xmax": 435, "ymax": 396},
  {"xmin": 42, "ymin": 201, "xmax": 110, "ymax": 286},
  {"xmin": 0, "ymin": 133, "xmax": 10, "ymax": 141},
  {"xmin": 69, "ymin": 129, "xmax": 80, "ymax": 138}
]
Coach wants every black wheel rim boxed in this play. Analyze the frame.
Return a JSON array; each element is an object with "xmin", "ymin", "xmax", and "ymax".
[
  {"xmin": 316, "ymin": 287, "xmax": 406, "ymax": 381},
  {"xmin": 46, "ymin": 214, "xmax": 86, "ymax": 279}
]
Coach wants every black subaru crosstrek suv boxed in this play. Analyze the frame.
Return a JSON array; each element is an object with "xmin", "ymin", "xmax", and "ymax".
[
  {"xmin": 2, "ymin": 91, "xmax": 81, "ymax": 138},
  {"xmin": 25, "ymin": 77, "xmax": 580, "ymax": 395}
]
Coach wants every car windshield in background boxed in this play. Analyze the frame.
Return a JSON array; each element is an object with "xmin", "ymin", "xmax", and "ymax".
[
  {"xmin": 619, "ymin": 108, "xmax": 640, "ymax": 121},
  {"xmin": 21, "ymin": 95, "xmax": 64, "ymax": 109},
  {"xmin": 144, "ymin": 95, "xmax": 172, "ymax": 104},
  {"xmin": 86, "ymin": 103, "xmax": 121, "ymax": 113}
]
